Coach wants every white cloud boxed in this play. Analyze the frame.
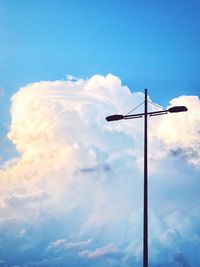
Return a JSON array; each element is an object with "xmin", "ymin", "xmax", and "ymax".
[
  {"xmin": 79, "ymin": 243, "xmax": 118, "ymax": 259},
  {"xmin": 0, "ymin": 74, "xmax": 199, "ymax": 266},
  {"xmin": 48, "ymin": 238, "xmax": 92, "ymax": 250},
  {"xmin": 1, "ymin": 74, "xmax": 146, "ymax": 224},
  {"xmin": 154, "ymin": 95, "xmax": 200, "ymax": 166}
]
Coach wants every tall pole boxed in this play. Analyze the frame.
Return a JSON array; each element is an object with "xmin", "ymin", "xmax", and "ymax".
[
  {"xmin": 143, "ymin": 88, "xmax": 148, "ymax": 267},
  {"xmin": 105, "ymin": 89, "xmax": 187, "ymax": 267}
]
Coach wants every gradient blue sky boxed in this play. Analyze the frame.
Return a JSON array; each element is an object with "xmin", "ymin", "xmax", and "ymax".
[
  {"xmin": 0, "ymin": 1, "xmax": 200, "ymax": 266},
  {"xmin": 1, "ymin": 0, "xmax": 200, "ymax": 100}
]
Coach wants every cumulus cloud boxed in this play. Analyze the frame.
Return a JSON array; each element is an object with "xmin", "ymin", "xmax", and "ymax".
[
  {"xmin": 155, "ymin": 95, "xmax": 200, "ymax": 166},
  {"xmin": 0, "ymin": 74, "xmax": 199, "ymax": 266}
]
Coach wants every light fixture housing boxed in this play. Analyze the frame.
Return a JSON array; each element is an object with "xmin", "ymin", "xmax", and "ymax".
[
  {"xmin": 168, "ymin": 106, "xmax": 188, "ymax": 113},
  {"xmin": 106, "ymin": 114, "xmax": 124, "ymax": 121}
]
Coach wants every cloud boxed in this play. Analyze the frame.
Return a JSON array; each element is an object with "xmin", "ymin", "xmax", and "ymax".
[
  {"xmin": 0, "ymin": 74, "xmax": 200, "ymax": 266},
  {"xmin": 47, "ymin": 238, "xmax": 92, "ymax": 251},
  {"xmin": 79, "ymin": 243, "xmax": 118, "ymax": 259},
  {"xmin": 154, "ymin": 95, "xmax": 200, "ymax": 167},
  {"xmin": 5, "ymin": 191, "xmax": 48, "ymax": 207}
]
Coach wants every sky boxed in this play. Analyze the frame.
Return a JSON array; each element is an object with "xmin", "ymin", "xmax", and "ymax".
[{"xmin": 0, "ymin": 1, "xmax": 200, "ymax": 266}]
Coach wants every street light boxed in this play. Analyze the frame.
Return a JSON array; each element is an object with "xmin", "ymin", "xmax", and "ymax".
[
  {"xmin": 105, "ymin": 89, "xmax": 188, "ymax": 267},
  {"xmin": 106, "ymin": 105, "xmax": 188, "ymax": 121}
]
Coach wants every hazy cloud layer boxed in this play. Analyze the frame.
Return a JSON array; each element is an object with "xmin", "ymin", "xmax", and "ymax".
[{"xmin": 0, "ymin": 74, "xmax": 199, "ymax": 266}]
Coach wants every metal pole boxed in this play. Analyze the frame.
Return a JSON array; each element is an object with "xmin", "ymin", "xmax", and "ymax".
[
  {"xmin": 143, "ymin": 88, "xmax": 148, "ymax": 267},
  {"xmin": 105, "ymin": 89, "xmax": 187, "ymax": 267}
]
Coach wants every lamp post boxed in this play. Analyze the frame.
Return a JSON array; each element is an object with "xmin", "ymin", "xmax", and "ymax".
[{"xmin": 106, "ymin": 89, "xmax": 187, "ymax": 267}]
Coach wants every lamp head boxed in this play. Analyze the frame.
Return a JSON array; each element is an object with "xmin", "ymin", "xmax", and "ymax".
[
  {"xmin": 168, "ymin": 106, "xmax": 188, "ymax": 113},
  {"xmin": 106, "ymin": 114, "xmax": 124, "ymax": 121}
]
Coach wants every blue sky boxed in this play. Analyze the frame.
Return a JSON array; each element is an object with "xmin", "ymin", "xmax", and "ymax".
[
  {"xmin": 1, "ymin": 0, "xmax": 200, "ymax": 101},
  {"xmin": 0, "ymin": 1, "xmax": 200, "ymax": 266}
]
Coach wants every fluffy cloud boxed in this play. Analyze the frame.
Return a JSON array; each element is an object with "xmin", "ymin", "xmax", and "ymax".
[
  {"xmin": 0, "ymin": 74, "xmax": 199, "ymax": 266},
  {"xmin": 155, "ymin": 95, "xmax": 200, "ymax": 166}
]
